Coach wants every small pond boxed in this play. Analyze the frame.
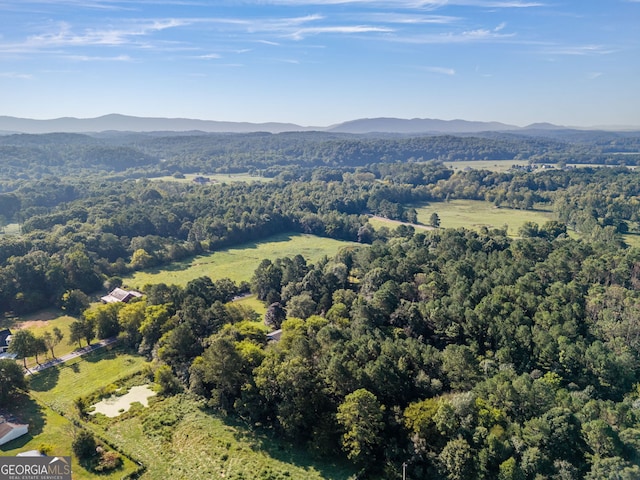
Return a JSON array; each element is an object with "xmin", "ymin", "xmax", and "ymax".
[{"xmin": 90, "ymin": 385, "xmax": 156, "ymax": 417}]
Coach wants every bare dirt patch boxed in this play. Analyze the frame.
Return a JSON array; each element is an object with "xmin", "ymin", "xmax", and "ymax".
[{"xmin": 16, "ymin": 320, "xmax": 52, "ymax": 329}]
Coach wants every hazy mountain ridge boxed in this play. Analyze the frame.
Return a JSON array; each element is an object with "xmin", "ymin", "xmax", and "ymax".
[
  {"xmin": 0, "ymin": 114, "xmax": 638, "ymax": 135},
  {"xmin": 0, "ymin": 114, "xmax": 316, "ymax": 135},
  {"xmin": 326, "ymin": 117, "xmax": 519, "ymax": 134}
]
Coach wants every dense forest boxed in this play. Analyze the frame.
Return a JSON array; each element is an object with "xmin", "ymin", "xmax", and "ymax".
[
  {"xmin": 2, "ymin": 130, "xmax": 640, "ymax": 478},
  {"xmin": 1, "ymin": 129, "xmax": 639, "ymax": 184}
]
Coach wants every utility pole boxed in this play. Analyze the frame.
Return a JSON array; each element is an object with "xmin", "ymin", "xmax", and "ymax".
[{"xmin": 402, "ymin": 461, "xmax": 407, "ymax": 480}]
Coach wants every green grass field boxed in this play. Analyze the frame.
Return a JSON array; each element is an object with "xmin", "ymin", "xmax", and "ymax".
[
  {"xmin": 125, "ymin": 232, "xmax": 357, "ymax": 289},
  {"xmin": 367, "ymin": 216, "xmax": 433, "ymax": 232},
  {"xmin": 0, "ymin": 394, "xmax": 140, "ymax": 480},
  {"xmin": 150, "ymin": 173, "xmax": 271, "ymax": 184},
  {"xmin": 233, "ymin": 294, "xmax": 268, "ymax": 317},
  {"xmin": 105, "ymin": 394, "xmax": 355, "ymax": 480},
  {"xmin": 27, "ymin": 345, "xmax": 149, "ymax": 413},
  {"xmin": 443, "ymin": 159, "xmax": 530, "ymax": 172},
  {"xmin": 0, "ymin": 223, "xmax": 21, "ymax": 236},
  {"xmin": 624, "ymin": 233, "xmax": 640, "ymax": 248},
  {"xmin": 415, "ymin": 200, "xmax": 555, "ymax": 237}
]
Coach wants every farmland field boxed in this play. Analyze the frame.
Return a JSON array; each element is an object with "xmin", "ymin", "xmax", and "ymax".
[
  {"xmin": 624, "ymin": 233, "xmax": 640, "ymax": 248},
  {"xmin": 415, "ymin": 200, "xmax": 555, "ymax": 236},
  {"xmin": 443, "ymin": 159, "xmax": 530, "ymax": 172},
  {"xmin": 0, "ymin": 223, "xmax": 21, "ymax": 236},
  {"xmin": 150, "ymin": 172, "xmax": 271, "ymax": 184},
  {"xmin": 125, "ymin": 232, "xmax": 358, "ymax": 289}
]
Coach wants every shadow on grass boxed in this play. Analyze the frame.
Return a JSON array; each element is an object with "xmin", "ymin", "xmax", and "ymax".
[
  {"xmin": 0, "ymin": 393, "xmax": 46, "ymax": 451},
  {"xmin": 84, "ymin": 346, "xmax": 119, "ymax": 363},
  {"xmin": 29, "ymin": 365, "xmax": 61, "ymax": 392}
]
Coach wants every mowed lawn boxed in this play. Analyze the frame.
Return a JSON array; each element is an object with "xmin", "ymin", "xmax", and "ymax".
[
  {"xmin": 416, "ymin": 200, "xmax": 555, "ymax": 237},
  {"xmin": 27, "ymin": 345, "xmax": 148, "ymax": 413},
  {"xmin": 125, "ymin": 232, "xmax": 358, "ymax": 289}
]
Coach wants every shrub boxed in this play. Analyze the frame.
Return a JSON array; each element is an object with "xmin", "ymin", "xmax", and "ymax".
[
  {"xmin": 94, "ymin": 450, "xmax": 122, "ymax": 472},
  {"xmin": 72, "ymin": 430, "xmax": 97, "ymax": 460}
]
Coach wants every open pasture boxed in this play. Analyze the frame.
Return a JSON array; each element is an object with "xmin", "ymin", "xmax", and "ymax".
[
  {"xmin": 416, "ymin": 200, "xmax": 555, "ymax": 236},
  {"xmin": 443, "ymin": 159, "xmax": 530, "ymax": 172},
  {"xmin": 150, "ymin": 172, "xmax": 271, "ymax": 184},
  {"xmin": 0, "ymin": 223, "xmax": 21, "ymax": 236},
  {"xmin": 125, "ymin": 232, "xmax": 357, "ymax": 289}
]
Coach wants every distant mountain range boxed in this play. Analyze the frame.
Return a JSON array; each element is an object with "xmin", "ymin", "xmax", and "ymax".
[{"xmin": 0, "ymin": 114, "xmax": 637, "ymax": 135}]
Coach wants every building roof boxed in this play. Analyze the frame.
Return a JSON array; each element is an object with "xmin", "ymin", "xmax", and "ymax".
[
  {"xmin": 100, "ymin": 288, "xmax": 143, "ymax": 304},
  {"xmin": 0, "ymin": 328, "xmax": 11, "ymax": 349},
  {"xmin": 266, "ymin": 329, "xmax": 283, "ymax": 342},
  {"xmin": 0, "ymin": 421, "xmax": 29, "ymax": 443},
  {"xmin": 17, "ymin": 450, "xmax": 45, "ymax": 457}
]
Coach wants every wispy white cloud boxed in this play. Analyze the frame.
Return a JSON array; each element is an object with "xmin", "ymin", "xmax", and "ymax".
[
  {"xmin": 0, "ymin": 18, "xmax": 190, "ymax": 54},
  {"xmin": 24, "ymin": 19, "xmax": 189, "ymax": 48},
  {"xmin": 540, "ymin": 44, "xmax": 616, "ymax": 55},
  {"xmin": 197, "ymin": 53, "xmax": 221, "ymax": 59},
  {"xmin": 0, "ymin": 71, "xmax": 33, "ymax": 79},
  {"xmin": 588, "ymin": 72, "xmax": 603, "ymax": 79},
  {"xmin": 362, "ymin": 13, "xmax": 460, "ymax": 24},
  {"xmin": 422, "ymin": 66, "xmax": 456, "ymax": 75},
  {"xmin": 289, "ymin": 25, "xmax": 393, "ymax": 40},
  {"xmin": 64, "ymin": 54, "xmax": 133, "ymax": 61},
  {"xmin": 393, "ymin": 24, "xmax": 515, "ymax": 44},
  {"xmin": 253, "ymin": 0, "xmax": 543, "ymax": 6}
]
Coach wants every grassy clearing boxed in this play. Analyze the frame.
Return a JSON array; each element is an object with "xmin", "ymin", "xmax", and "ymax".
[
  {"xmin": 415, "ymin": 200, "xmax": 555, "ymax": 237},
  {"xmin": 444, "ymin": 159, "xmax": 529, "ymax": 172},
  {"xmin": 106, "ymin": 395, "xmax": 355, "ymax": 480},
  {"xmin": 233, "ymin": 294, "xmax": 268, "ymax": 318},
  {"xmin": 150, "ymin": 173, "xmax": 271, "ymax": 184},
  {"xmin": 624, "ymin": 233, "xmax": 640, "ymax": 248},
  {"xmin": 0, "ymin": 223, "xmax": 21, "ymax": 236},
  {"xmin": 366, "ymin": 216, "xmax": 433, "ymax": 232},
  {"xmin": 125, "ymin": 232, "xmax": 357, "ymax": 289}
]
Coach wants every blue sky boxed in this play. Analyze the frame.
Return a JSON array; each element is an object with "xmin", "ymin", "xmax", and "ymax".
[{"xmin": 1, "ymin": 0, "xmax": 639, "ymax": 127}]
